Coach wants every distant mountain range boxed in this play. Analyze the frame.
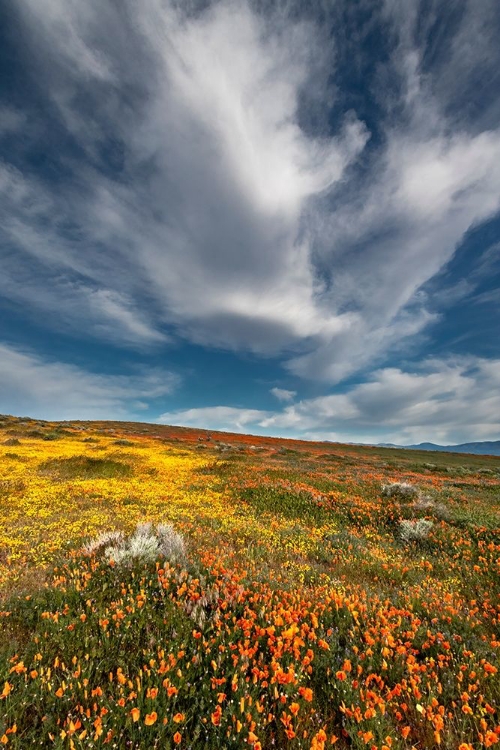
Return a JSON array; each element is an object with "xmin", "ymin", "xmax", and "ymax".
[{"xmin": 378, "ymin": 440, "xmax": 500, "ymax": 456}]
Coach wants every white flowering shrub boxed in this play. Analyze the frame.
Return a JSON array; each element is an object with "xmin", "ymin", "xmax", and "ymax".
[
  {"xmin": 84, "ymin": 523, "xmax": 186, "ymax": 567},
  {"xmin": 381, "ymin": 482, "xmax": 419, "ymax": 502},
  {"xmin": 399, "ymin": 518, "xmax": 433, "ymax": 544},
  {"xmin": 82, "ymin": 530, "xmax": 124, "ymax": 556},
  {"xmin": 412, "ymin": 494, "xmax": 435, "ymax": 511},
  {"xmin": 156, "ymin": 523, "xmax": 186, "ymax": 560}
]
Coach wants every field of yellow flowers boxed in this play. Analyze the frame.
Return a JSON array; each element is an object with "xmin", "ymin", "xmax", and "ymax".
[{"xmin": 0, "ymin": 414, "xmax": 499, "ymax": 749}]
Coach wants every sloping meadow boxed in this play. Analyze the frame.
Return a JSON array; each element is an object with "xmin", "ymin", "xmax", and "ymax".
[{"xmin": 0, "ymin": 416, "xmax": 499, "ymax": 749}]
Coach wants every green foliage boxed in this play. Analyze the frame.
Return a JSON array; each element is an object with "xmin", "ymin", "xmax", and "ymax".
[
  {"xmin": 38, "ymin": 455, "xmax": 133, "ymax": 479},
  {"xmin": 1, "ymin": 417, "xmax": 499, "ymax": 749},
  {"xmin": 240, "ymin": 485, "xmax": 328, "ymax": 524}
]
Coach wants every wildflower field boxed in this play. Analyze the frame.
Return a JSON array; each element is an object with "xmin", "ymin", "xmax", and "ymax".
[{"xmin": 0, "ymin": 415, "xmax": 499, "ymax": 749}]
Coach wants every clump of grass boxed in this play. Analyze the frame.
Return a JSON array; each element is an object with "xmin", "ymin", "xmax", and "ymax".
[
  {"xmin": 399, "ymin": 518, "xmax": 433, "ymax": 544},
  {"xmin": 431, "ymin": 502, "xmax": 453, "ymax": 522},
  {"xmin": 381, "ymin": 481, "xmax": 419, "ymax": 502},
  {"xmin": 240, "ymin": 485, "xmax": 328, "ymax": 523},
  {"xmin": 324, "ymin": 528, "xmax": 364, "ymax": 552},
  {"xmin": 278, "ymin": 447, "xmax": 301, "ymax": 456},
  {"xmin": 41, "ymin": 429, "xmax": 72, "ymax": 441},
  {"xmin": 0, "ymin": 479, "xmax": 25, "ymax": 497},
  {"xmin": 84, "ymin": 522, "xmax": 186, "ymax": 567},
  {"xmin": 445, "ymin": 465, "xmax": 471, "ymax": 477},
  {"xmin": 39, "ymin": 455, "xmax": 133, "ymax": 479},
  {"xmin": 2, "ymin": 438, "xmax": 20, "ymax": 446},
  {"xmin": 412, "ymin": 494, "xmax": 435, "ymax": 512}
]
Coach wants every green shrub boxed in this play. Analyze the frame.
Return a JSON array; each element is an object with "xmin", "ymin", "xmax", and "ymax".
[{"xmin": 38, "ymin": 455, "xmax": 133, "ymax": 479}]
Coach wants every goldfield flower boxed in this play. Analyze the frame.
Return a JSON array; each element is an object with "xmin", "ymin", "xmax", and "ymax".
[{"xmin": 0, "ymin": 423, "xmax": 498, "ymax": 750}]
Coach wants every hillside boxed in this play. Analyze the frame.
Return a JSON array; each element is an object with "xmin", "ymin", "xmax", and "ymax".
[
  {"xmin": 379, "ymin": 441, "xmax": 500, "ymax": 456},
  {"xmin": 0, "ymin": 414, "xmax": 499, "ymax": 749}
]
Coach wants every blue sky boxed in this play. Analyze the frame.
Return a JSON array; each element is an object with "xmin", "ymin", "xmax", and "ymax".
[{"xmin": 1, "ymin": 0, "xmax": 500, "ymax": 445}]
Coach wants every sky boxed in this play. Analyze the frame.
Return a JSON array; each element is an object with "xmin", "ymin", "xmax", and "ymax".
[{"xmin": 1, "ymin": 0, "xmax": 500, "ymax": 446}]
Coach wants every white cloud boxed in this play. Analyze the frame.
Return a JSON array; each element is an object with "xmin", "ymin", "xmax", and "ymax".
[
  {"xmin": 284, "ymin": 357, "xmax": 500, "ymax": 444},
  {"xmin": 0, "ymin": 342, "xmax": 179, "ymax": 421},
  {"xmin": 0, "ymin": 162, "xmax": 167, "ymax": 348},
  {"xmin": 6, "ymin": 0, "xmax": 366, "ymax": 356},
  {"xmin": 161, "ymin": 358, "xmax": 500, "ymax": 445},
  {"xmin": 286, "ymin": 6, "xmax": 500, "ymax": 381},
  {"xmin": 3, "ymin": 0, "xmax": 500, "ymax": 385},
  {"xmin": 158, "ymin": 405, "xmax": 269, "ymax": 434},
  {"xmin": 0, "ymin": 272, "xmax": 167, "ymax": 349},
  {"xmin": 88, "ymin": 289, "xmax": 168, "ymax": 345},
  {"xmin": 270, "ymin": 387, "xmax": 296, "ymax": 402}
]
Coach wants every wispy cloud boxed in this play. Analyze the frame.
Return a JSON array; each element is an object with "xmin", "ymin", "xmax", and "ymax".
[
  {"xmin": 288, "ymin": 35, "xmax": 500, "ymax": 380},
  {"xmin": 270, "ymin": 387, "xmax": 296, "ymax": 402},
  {"xmin": 0, "ymin": 342, "xmax": 179, "ymax": 420},
  {"xmin": 2, "ymin": 0, "xmax": 500, "ymax": 410},
  {"xmin": 158, "ymin": 405, "xmax": 268, "ymax": 434},
  {"xmin": 4, "ymin": 0, "xmax": 368, "ymax": 358},
  {"xmin": 160, "ymin": 356, "xmax": 500, "ymax": 445}
]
